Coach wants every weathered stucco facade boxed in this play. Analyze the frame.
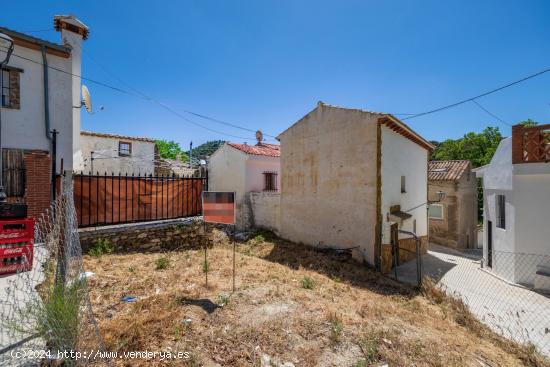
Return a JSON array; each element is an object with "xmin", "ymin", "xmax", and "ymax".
[
  {"xmin": 77, "ymin": 131, "xmax": 156, "ymax": 175},
  {"xmin": 428, "ymin": 161, "xmax": 478, "ymax": 249},
  {"xmin": 208, "ymin": 142, "xmax": 280, "ymax": 229},
  {"xmin": 278, "ymin": 102, "xmax": 433, "ymax": 270}
]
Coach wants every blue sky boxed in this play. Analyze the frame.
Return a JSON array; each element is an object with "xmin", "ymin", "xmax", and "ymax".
[{"xmin": 2, "ymin": 1, "xmax": 549, "ymax": 146}]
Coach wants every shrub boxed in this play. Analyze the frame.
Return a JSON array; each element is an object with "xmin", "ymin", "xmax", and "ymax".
[
  {"xmin": 327, "ymin": 312, "xmax": 344, "ymax": 344},
  {"xmin": 88, "ymin": 238, "xmax": 114, "ymax": 257},
  {"xmin": 155, "ymin": 257, "xmax": 169, "ymax": 270},
  {"xmin": 216, "ymin": 294, "xmax": 230, "ymax": 307},
  {"xmin": 253, "ymin": 234, "xmax": 265, "ymax": 243},
  {"xmin": 202, "ymin": 260, "xmax": 210, "ymax": 273},
  {"xmin": 301, "ymin": 276, "xmax": 314, "ymax": 290}
]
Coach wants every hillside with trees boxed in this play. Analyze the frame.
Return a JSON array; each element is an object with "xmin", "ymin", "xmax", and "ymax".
[{"xmin": 188, "ymin": 140, "xmax": 225, "ymax": 159}]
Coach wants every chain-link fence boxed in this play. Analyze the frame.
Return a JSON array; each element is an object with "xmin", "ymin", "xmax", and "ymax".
[
  {"xmin": 0, "ymin": 185, "xmax": 110, "ymax": 366},
  {"xmin": 422, "ymin": 245, "xmax": 550, "ymax": 357}
]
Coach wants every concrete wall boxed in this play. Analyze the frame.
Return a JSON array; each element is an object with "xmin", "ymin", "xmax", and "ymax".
[
  {"xmin": 1, "ymin": 43, "xmax": 74, "ymax": 173},
  {"xmin": 279, "ymin": 104, "xmax": 379, "ymax": 263},
  {"xmin": 245, "ymin": 155, "xmax": 281, "ymax": 193},
  {"xmin": 249, "ymin": 191, "xmax": 280, "ymax": 234},
  {"xmin": 208, "ymin": 144, "xmax": 248, "ymax": 227},
  {"xmin": 77, "ymin": 134, "xmax": 155, "ymax": 174},
  {"xmin": 380, "ymin": 125, "xmax": 428, "ymax": 243},
  {"xmin": 429, "ymin": 169, "xmax": 477, "ymax": 249},
  {"xmin": 208, "ymin": 143, "xmax": 280, "ymax": 229}
]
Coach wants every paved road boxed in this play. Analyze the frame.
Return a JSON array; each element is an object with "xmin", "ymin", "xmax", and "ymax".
[
  {"xmin": 394, "ymin": 244, "xmax": 550, "ymax": 356},
  {"xmin": 0, "ymin": 244, "xmax": 47, "ymax": 366}
]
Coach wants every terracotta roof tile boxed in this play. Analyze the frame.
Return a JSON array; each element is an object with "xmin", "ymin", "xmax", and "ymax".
[
  {"xmin": 428, "ymin": 160, "xmax": 470, "ymax": 181},
  {"xmin": 227, "ymin": 142, "xmax": 280, "ymax": 157}
]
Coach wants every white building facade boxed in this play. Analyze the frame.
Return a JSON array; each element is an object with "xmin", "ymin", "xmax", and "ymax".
[
  {"xmin": 77, "ymin": 131, "xmax": 156, "ymax": 175},
  {"xmin": 208, "ymin": 142, "xmax": 280, "ymax": 230},
  {"xmin": 476, "ymin": 124, "xmax": 550, "ymax": 290},
  {"xmin": 0, "ymin": 16, "xmax": 87, "ymax": 217}
]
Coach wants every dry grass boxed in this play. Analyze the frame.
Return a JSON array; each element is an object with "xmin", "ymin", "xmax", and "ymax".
[{"xmin": 83, "ymin": 229, "xmax": 550, "ymax": 366}]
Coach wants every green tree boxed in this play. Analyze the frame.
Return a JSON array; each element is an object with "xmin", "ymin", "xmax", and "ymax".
[
  {"xmin": 155, "ymin": 140, "xmax": 188, "ymax": 161},
  {"xmin": 430, "ymin": 127, "xmax": 503, "ymax": 168},
  {"xmin": 188, "ymin": 140, "xmax": 225, "ymax": 159}
]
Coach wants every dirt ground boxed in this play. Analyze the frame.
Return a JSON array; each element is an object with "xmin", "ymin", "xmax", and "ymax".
[{"xmin": 83, "ymin": 230, "xmax": 549, "ymax": 367}]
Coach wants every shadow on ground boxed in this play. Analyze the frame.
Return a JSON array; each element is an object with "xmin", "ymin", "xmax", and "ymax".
[{"xmin": 244, "ymin": 233, "xmax": 417, "ymax": 298}]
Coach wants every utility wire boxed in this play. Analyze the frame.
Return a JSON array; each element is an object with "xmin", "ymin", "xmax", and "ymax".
[
  {"xmin": 3, "ymin": 47, "xmax": 257, "ymax": 140},
  {"xmin": 402, "ymin": 67, "xmax": 550, "ymax": 120},
  {"xmin": 79, "ymin": 46, "xmax": 278, "ymax": 138},
  {"xmin": 471, "ymin": 100, "xmax": 512, "ymax": 127}
]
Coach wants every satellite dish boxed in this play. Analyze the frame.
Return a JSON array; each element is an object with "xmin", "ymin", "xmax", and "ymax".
[
  {"xmin": 81, "ymin": 85, "xmax": 92, "ymax": 113},
  {"xmin": 256, "ymin": 130, "xmax": 263, "ymax": 144}
]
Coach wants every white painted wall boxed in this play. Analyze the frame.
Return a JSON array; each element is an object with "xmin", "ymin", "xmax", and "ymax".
[
  {"xmin": 380, "ymin": 125, "xmax": 428, "ymax": 243},
  {"xmin": 249, "ymin": 191, "xmax": 280, "ymax": 233},
  {"xmin": 480, "ymin": 137, "xmax": 550, "ymax": 285},
  {"xmin": 208, "ymin": 143, "xmax": 281, "ymax": 229},
  {"xmin": 1, "ymin": 43, "xmax": 74, "ymax": 172},
  {"xmin": 245, "ymin": 155, "xmax": 280, "ymax": 193},
  {"xmin": 208, "ymin": 144, "xmax": 248, "ymax": 227},
  {"xmin": 77, "ymin": 134, "xmax": 156, "ymax": 174}
]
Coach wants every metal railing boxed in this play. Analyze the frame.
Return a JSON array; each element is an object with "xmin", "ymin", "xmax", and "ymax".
[{"xmin": 73, "ymin": 172, "xmax": 207, "ymax": 228}]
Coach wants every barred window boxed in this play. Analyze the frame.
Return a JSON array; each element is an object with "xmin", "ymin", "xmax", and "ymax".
[
  {"xmin": 263, "ymin": 171, "xmax": 278, "ymax": 191},
  {"xmin": 496, "ymin": 195, "xmax": 506, "ymax": 229}
]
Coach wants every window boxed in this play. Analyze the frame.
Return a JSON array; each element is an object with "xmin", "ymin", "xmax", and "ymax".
[
  {"xmin": 496, "ymin": 195, "xmax": 506, "ymax": 229},
  {"xmin": 401, "ymin": 175, "xmax": 406, "ymax": 193},
  {"xmin": 1, "ymin": 69, "xmax": 10, "ymax": 107},
  {"xmin": 428, "ymin": 204, "xmax": 444, "ymax": 219},
  {"xmin": 119, "ymin": 141, "xmax": 132, "ymax": 156},
  {"xmin": 263, "ymin": 171, "xmax": 278, "ymax": 191}
]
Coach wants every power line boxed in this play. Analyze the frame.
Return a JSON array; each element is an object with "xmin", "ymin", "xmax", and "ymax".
[
  {"xmin": 402, "ymin": 67, "xmax": 550, "ymax": 120},
  {"xmin": 471, "ymin": 100, "xmax": 511, "ymax": 127},
  {"xmin": 79, "ymin": 46, "xmax": 278, "ymax": 138},
  {"xmin": 3, "ymin": 47, "xmax": 257, "ymax": 141}
]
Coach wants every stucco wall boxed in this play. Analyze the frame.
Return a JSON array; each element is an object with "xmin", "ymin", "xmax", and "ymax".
[
  {"xmin": 429, "ymin": 171, "xmax": 477, "ymax": 249},
  {"xmin": 249, "ymin": 191, "xmax": 280, "ymax": 234},
  {"xmin": 380, "ymin": 125, "xmax": 428, "ymax": 244},
  {"xmin": 245, "ymin": 155, "xmax": 281, "ymax": 193},
  {"xmin": 77, "ymin": 134, "xmax": 155, "ymax": 174},
  {"xmin": 208, "ymin": 144, "xmax": 248, "ymax": 227},
  {"xmin": 208, "ymin": 143, "xmax": 280, "ymax": 229},
  {"xmin": 279, "ymin": 104, "xmax": 379, "ymax": 263},
  {"xmin": 2, "ymin": 43, "xmax": 74, "ymax": 172}
]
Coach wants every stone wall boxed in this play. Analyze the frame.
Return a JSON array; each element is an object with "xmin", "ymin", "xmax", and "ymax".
[
  {"xmin": 249, "ymin": 191, "xmax": 280, "ymax": 234},
  {"xmin": 78, "ymin": 217, "xmax": 210, "ymax": 253}
]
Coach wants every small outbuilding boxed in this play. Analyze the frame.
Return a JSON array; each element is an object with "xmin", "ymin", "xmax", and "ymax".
[{"xmin": 428, "ymin": 160, "xmax": 478, "ymax": 249}]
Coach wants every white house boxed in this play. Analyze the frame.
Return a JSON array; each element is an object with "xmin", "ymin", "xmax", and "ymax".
[
  {"xmin": 278, "ymin": 102, "xmax": 434, "ymax": 272},
  {"xmin": 77, "ymin": 131, "xmax": 156, "ymax": 175},
  {"xmin": 208, "ymin": 141, "xmax": 280, "ymax": 229},
  {"xmin": 0, "ymin": 15, "xmax": 87, "ymax": 218},
  {"xmin": 475, "ymin": 124, "xmax": 550, "ymax": 290}
]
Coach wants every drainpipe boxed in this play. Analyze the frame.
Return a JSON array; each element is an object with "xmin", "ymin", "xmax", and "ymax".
[{"xmin": 41, "ymin": 46, "xmax": 51, "ymax": 141}]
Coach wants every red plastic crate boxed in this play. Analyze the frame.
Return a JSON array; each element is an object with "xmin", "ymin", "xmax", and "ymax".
[{"xmin": 0, "ymin": 219, "xmax": 35, "ymax": 275}]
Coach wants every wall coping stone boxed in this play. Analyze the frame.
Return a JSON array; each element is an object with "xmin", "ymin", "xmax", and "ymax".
[{"xmin": 78, "ymin": 216, "xmax": 202, "ymax": 236}]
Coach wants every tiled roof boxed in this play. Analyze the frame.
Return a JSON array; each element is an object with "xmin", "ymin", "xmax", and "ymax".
[
  {"xmin": 81, "ymin": 130, "xmax": 156, "ymax": 143},
  {"xmin": 227, "ymin": 142, "xmax": 280, "ymax": 157},
  {"xmin": 428, "ymin": 160, "xmax": 470, "ymax": 181},
  {"xmin": 0, "ymin": 26, "xmax": 71, "ymax": 55}
]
